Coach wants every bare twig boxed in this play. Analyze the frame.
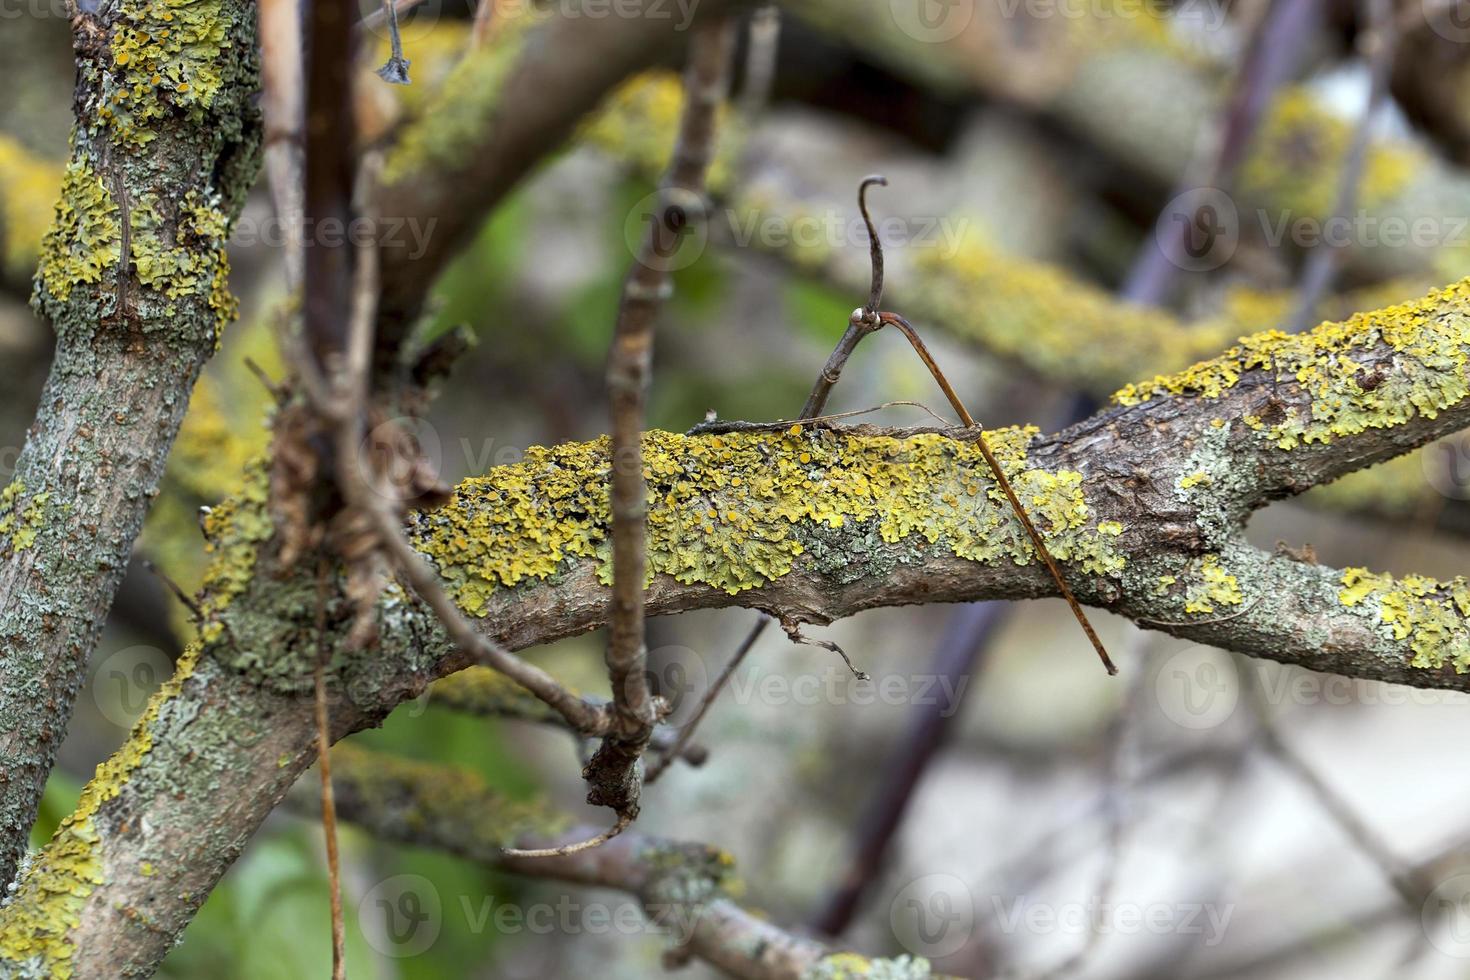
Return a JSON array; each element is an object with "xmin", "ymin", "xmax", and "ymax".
[
  {"xmin": 313, "ymin": 561, "xmax": 345, "ymax": 980},
  {"xmin": 501, "ymin": 813, "xmax": 635, "ymax": 859},
  {"xmin": 645, "ymin": 616, "xmax": 771, "ymax": 783},
  {"xmin": 739, "ymin": 5, "xmax": 781, "ymax": 117},
  {"xmin": 1289, "ymin": 0, "xmax": 1397, "ymax": 333},
  {"xmin": 587, "ymin": 16, "xmax": 738, "ymax": 825},
  {"xmin": 780, "ymin": 618, "xmax": 869, "ymax": 681},
  {"xmin": 1244, "ymin": 664, "xmax": 1428, "ymax": 909},
  {"xmin": 375, "ymin": 0, "xmax": 412, "ymax": 85}
]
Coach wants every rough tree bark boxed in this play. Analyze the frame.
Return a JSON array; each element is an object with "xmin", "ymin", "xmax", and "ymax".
[
  {"xmin": 4, "ymin": 275, "xmax": 1470, "ymax": 976},
  {"xmin": 0, "ymin": 0, "xmax": 259, "ymax": 892}
]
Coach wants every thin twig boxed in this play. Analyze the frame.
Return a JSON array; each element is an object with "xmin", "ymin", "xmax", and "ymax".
[
  {"xmin": 781, "ymin": 618, "xmax": 869, "ymax": 681},
  {"xmin": 645, "ymin": 616, "xmax": 771, "ymax": 784},
  {"xmin": 375, "ymin": 0, "xmax": 412, "ymax": 85},
  {"xmin": 738, "ymin": 5, "xmax": 781, "ymax": 117},
  {"xmin": 880, "ymin": 311, "xmax": 1117, "ymax": 675},
  {"xmin": 586, "ymin": 17, "xmax": 738, "ymax": 825},
  {"xmin": 1288, "ymin": 0, "xmax": 1396, "ymax": 333},
  {"xmin": 501, "ymin": 813, "xmax": 634, "ymax": 859},
  {"xmin": 140, "ymin": 559, "xmax": 202, "ymax": 621},
  {"xmin": 313, "ymin": 560, "xmax": 346, "ymax": 980}
]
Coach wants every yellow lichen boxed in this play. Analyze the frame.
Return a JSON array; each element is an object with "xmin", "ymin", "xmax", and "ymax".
[
  {"xmin": 408, "ymin": 426, "xmax": 1126, "ymax": 615},
  {"xmin": 1182, "ymin": 555, "xmax": 1243, "ymax": 615},
  {"xmin": 1339, "ymin": 567, "xmax": 1470, "ymax": 671},
  {"xmin": 580, "ymin": 72, "xmax": 740, "ymax": 195},
  {"xmin": 34, "ymin": 158, "xmax": 120, "ymax": 307},
  {"xmin": 1240, "ymin": 88, "xmax": 1420, "ymax": 218},
  {"xmin": 0, "ymin": 481, "xmax": 49, "ymax": 553},
  {"xmin": 0, "ymin": 135, "xmax": 61, "ymax": 280},
  {"xmin": 0, "ymin": 640, "xmax": 201, "ymax": 975},
  {"xmin": 103, "ymin": 0, "xmax": 247, "ymax": 146},
  {"xmin": 1114, "ymin": 279, "xmax": 1470, "ymax": 451}
]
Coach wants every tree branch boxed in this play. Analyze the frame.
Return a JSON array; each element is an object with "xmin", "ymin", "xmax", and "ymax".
[
  {"xmin": 293, "ymin": 744, "xmax": 949, "ymax": 980},
  {"xmin": 0, "ymin": 0, "xmax": 260, "ymax": 891},
  {"xmin": 8, "ymin": 273, "xmax": 1470, "ymax": 976}
]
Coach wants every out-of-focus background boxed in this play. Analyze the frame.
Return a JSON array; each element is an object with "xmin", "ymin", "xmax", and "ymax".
[{"xmin": 9, "ymin": 0, "xmax": 1470, "ymax": 976}]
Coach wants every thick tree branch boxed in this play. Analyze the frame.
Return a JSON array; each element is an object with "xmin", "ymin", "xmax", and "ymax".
[
  {"xmin": 293, "ymin": 745, "xmax": 945, "ymax": 980},
  {"xmin": 7, "ymin": 279, "xmax": 1470, "ymax": 975},
  {"xmin": 0, "ymin": 0, "xmax": 259, "ymax": 891}
]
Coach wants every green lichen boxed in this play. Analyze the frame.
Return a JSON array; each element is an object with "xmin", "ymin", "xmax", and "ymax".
[
  {"xmin": 382, "ymin": 6, "xmax": 540, "ymax": 185},
  {"xmin": 329, "ymin": 744, "xmax": 572, "ymax": 848},
  {"xmin": 1339, "ymin": 567, "xmax": 1470, "ymax": 671},
  {"xmin": 407, "ymin": 426, "xmax": 1127, "ymax": 617},
  {"xmin": 581, "ymin": 72, "xmax": 741, "ymax": 196},
  {"xmin": 33, "ymin": 158, "xmax": 120, "ymax": 308},
  {"xmin": 0, "ymin": 482, "xmax": 50, "ymax": 554},
  {"xmin": 103, "ymin": 0, "xmax": 248, "ymax": 147},
  {"xmin": 1114, "ymin": 278, "xmax": 1470, "ymax": 450}
]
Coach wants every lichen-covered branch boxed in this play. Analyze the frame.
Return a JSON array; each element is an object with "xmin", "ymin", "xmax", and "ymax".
[
  {"xmin": 0, "ymin": 0, "xmax": 259, "ymax": 892},
  {"xmin": 372, "ymin": 0, "xmax": 743, "ymax": 368},
  {"xmin": 295, "ymin": 745, "xmax": 943, "ymax": 980},
  {"xmin": 780, "ymin": 0, "xmax": 1468, "ymax": 284},
  {"xmin": 8, "ymin": 276, "xmax": 1470, "ymax": 976}
]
